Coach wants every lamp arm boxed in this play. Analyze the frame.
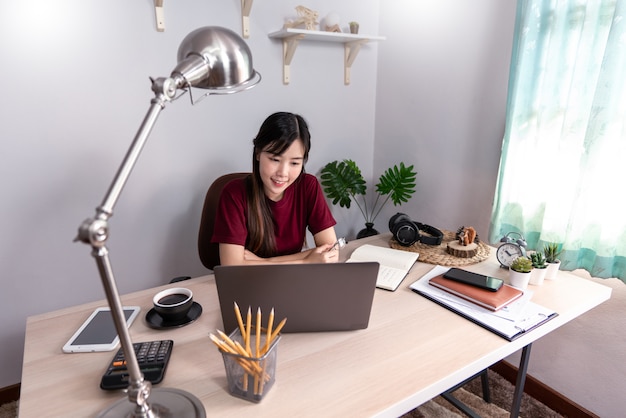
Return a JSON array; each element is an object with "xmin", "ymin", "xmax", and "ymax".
[
  {"xmin": 74, "ymin": 76, "xmax": 181, "ymax": 415},
  {"xmin": 94, "ymin": 245, "xmax": 152, "ymax": 412},
  {"xmin": 99, "ymin": 76, "xmax": 178, "ymax": 217}
]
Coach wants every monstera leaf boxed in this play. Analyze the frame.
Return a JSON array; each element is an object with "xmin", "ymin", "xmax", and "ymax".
[
  {"xmin": 376, "ymin": 162, "xmax": 417, "ymax": 206},
  {"xmin": 320, "ymin": 160, "xmax": 366, "ymax": 208},
  {"xmin": 320, "ymin": 159, "xmax": 417, "ymax": 224}
]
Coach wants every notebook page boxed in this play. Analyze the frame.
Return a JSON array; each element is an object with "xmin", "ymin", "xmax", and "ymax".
[
  {"xmin": 348, "ymin": 244, "xmax": 419, "ymax": 270},
  {"xmin": 375, "ymin": 265, "xmax": 408, "ymax": 290}
]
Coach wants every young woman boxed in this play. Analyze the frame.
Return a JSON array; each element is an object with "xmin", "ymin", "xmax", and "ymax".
[{"xmin": 211, "ymin": 112, "xmax": 339, "ymax": 265}]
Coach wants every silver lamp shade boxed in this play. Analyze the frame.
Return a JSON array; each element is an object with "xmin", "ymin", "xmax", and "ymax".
[{"xmin": 172, "ymin": 26, "xmax": 260, "ymax": 92}]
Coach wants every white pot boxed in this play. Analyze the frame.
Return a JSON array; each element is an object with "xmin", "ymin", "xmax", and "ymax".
[
  {"xmin": 508, "ymin": 269, "xmax": 531, "ymax": 289},
  {"xmin": 530, "ymin": 267, "xmax": 547, "ymax": 286},
  {"xmin": 545, "ymin": 260, "xmax": 560, "ymax": 280}
]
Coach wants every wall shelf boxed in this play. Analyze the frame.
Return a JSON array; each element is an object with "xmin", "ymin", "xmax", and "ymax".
[
  {"xmin": 241, "ymin": 0, "xmax": 253, "ymax": 38},
  {"xmin": 268, "ymin": 28, "xmax": 385, "ymax": 85},
  {"xmin": 154, "ymin": 0, "xmax": 165, "ymax": 32}
]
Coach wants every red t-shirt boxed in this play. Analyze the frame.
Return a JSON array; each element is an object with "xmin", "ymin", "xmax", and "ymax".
[{"xmin": 211, "ymin": 173, "xmax": 336, "ymax": 256}]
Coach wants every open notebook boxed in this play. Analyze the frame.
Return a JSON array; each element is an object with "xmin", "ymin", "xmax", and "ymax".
[{"xmin": 347, "ymin": 244, "xmax": 419, "ymax": 291}]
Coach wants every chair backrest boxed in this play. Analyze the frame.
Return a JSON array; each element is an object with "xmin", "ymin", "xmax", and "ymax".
[{"xmin": 197, "ymin": 172, "xmax": 250, "ymax": 270}]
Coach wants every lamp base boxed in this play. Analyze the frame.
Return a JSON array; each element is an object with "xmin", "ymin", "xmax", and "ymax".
[{"xmin": 96, "ymin": 388, "xmax": 206, "ymax": 418}]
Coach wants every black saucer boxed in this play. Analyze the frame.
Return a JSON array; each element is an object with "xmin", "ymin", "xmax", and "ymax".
[{"xmin": 145, "ymin": 302, "xmax": 202, "ymax": 329}]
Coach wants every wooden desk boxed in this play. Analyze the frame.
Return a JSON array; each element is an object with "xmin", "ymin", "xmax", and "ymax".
[{"xmin": 19, "ymin": 234, "xmax": 611, "ymax": 417}]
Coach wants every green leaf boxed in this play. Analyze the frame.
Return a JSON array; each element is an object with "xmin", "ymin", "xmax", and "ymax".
[
  {"xmin": 375, "ymin": 162, "xmax": 417, "ymax": 206},
  {"xmin": 320, "ymin": 160, "xmax": 366, "ymax": 209}
]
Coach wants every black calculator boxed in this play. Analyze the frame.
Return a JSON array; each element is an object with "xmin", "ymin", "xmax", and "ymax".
[{"xmin": 100, "ymin": 340, "xmax": 173, "ymax": 390}]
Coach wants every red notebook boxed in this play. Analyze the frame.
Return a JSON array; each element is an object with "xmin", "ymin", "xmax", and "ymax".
[{"xmin": 429, "ymin": 274, "xmax": 523, "ymax": 311}]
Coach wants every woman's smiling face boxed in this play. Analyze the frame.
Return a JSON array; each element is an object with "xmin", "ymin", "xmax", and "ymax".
[{"xmin": 258, "ymin": 139, "xmax": 305, "ymax": 201}]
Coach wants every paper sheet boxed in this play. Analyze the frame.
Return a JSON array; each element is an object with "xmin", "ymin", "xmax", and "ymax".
[{"xmin": 409, "ymin": 265, "xmax": 557, "ymax": 341}]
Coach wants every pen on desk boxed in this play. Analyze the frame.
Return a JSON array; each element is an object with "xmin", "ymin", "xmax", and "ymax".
[{"xmin": 327, "ymin": 237, "xmax": 347, "ymax": 252}]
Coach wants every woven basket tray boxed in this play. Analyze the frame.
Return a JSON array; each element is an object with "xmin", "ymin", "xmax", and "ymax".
[{"xmin": 389, "ymin": 229, "xmax": 490, "ymax": 266}]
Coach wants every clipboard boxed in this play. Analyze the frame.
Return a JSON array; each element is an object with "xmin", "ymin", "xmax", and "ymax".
[{"xmin": 410, "ymin": 266, "xmax": 558, "ymax": 341}]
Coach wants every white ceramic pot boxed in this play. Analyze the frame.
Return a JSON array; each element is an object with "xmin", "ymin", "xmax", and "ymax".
[
  {"xmin": 545, "ymin": 260, "xmax": 561, "ymax": 280},
  {"xmin": 509, "ymin": 269, "xmax": 531, "ymax": 289},
  {"xmin": 530, "ymin": 267, "xmax": 547, "ymax": 286}
]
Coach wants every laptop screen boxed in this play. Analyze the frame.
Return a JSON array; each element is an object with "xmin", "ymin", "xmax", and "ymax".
[{"xmin": 213, "ymin": 262, "xmax": 379, "ymax": 333}]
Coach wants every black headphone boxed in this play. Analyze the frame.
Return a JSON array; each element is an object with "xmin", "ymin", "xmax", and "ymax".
[{"xmin": 389, "ymin": 213, "xmax": 444, "ymax": 246}]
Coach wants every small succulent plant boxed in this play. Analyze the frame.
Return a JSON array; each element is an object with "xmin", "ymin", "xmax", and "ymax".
[
  {"xmin": 530, "ymin": 252, "xmax": 547, "ymax": 269},
  {"xmin": 543, "ymin": 242, "xmax": 562, "ymax": 263},
  {"xmin": 510, "ymin": 256, "xmax": 533, "ymax": 273}
]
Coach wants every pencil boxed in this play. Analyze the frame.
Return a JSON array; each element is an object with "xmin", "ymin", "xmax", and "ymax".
[
  {"xmin": 234, "ymin": 302, "xmax": 246, "ymax": 339},
  {"xmin": 269, "ymin": 317, "xmax": 287, "ymax": 342},
  {"xmin": 254, "ymin": 307, "xmax": 262, "ymax": 394},
  {"xmin": 255, "ymin": 307, "xmax": 261, "ymax": 356},
  {"xmin": 263, "ymin": 308, "xmax": 275, "ymax": 354},
  {"xmin": 209, "ymin": 333, "xmax": 233, "ymax": 353},
  {"xmin": 217, "ymin": 330, "xmax": 239, "ymax": 353},
  {"xmin": 245, "ymin": 306, "xmax": 252, "ymax": 355},
  {"xmin": 210, "ymin": 332, "xmax": 270, "ymax": 388}
]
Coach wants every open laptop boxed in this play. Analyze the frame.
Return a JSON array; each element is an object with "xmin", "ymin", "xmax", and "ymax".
[{"xmin": 213, "ymin": 262, "xmax": 379, "ymax": 333}]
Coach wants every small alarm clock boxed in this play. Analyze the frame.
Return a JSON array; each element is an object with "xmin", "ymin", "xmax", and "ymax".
[{"xmin": 496, "ymin": 232, "xmax": 528, "ymax": 268}]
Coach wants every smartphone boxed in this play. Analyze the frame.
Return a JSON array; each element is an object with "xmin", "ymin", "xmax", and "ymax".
[
  {"xmin": 443, "ymin": 268, "xmax": 504, "ymax": 292},
  {"xmin": 62, "ymin": 306, "xmax": 141, "ymax": 353}
]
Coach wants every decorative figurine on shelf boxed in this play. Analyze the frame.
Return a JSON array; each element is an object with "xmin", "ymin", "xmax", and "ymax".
[
  {"xmin": 284, "ymin": 6, "xmax": 319, "ymax": 30},
  {"xmin": 324, "ymin": 13, "xmax": 341, "ymax": 32},
  {"xmin": 446, "ymin": 226, "xmax": 480, "ymax": 258}
]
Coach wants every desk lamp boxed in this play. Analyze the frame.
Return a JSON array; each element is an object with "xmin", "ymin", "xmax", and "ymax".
[{"xmin": 74, "ymin": 26, "xmax": 260, "ymax": 418}]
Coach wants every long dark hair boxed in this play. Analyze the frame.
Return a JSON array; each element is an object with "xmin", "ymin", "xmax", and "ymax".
[{"xmin": 246, "ymin": 112, "xmax": 311, "ymax": 256}]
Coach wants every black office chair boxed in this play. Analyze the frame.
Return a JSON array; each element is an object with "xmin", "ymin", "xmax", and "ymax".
[{"xmin": 197, "ymin": 172, "xmax": 250, "ymax": 270}]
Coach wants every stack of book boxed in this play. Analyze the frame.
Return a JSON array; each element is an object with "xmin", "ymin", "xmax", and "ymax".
[{"xmin": 428, "ymin": 274, "xmax": 523, "ymax": 311}]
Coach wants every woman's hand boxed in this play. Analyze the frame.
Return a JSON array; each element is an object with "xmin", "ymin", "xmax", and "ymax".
[
  {"xmin": 304, "ymin": 244, "xmax": 339, "ymax": 263},
  {"xmin": 220, "ymin": 242, "xmax": 339, "ymax": 265}
]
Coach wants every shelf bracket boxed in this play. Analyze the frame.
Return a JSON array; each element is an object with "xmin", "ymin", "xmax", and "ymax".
[
  {"xmin": 241, "ymin": 0, "xmax": 253, "ymax": 38},
  {"xmin": 281, "ymin": 34, "xmax": 305, "ymax": 85},
  {"xmin": 344, "ymin": 40, "xmax": 368, "ymax": 85},
  {"xmin": 154, "ymin": 0, "xmax": 165, "ymax": 32}
]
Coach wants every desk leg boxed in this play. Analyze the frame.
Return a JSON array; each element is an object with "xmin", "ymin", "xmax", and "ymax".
[
  {"xmin": 510, "ymin": 343, "xmax": 532, "ymax": 418},
  {"xmin": 441, "ymin": 369, "xmax": 490, "ymax": 418}
]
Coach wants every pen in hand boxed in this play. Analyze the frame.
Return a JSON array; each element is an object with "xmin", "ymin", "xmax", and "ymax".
[{"xmin": 327, "ymin": 237, "xmax": 347, "ymax": 252}]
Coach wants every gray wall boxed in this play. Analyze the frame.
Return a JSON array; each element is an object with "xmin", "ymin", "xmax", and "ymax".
[{"xmin": 374, "ymin": 1, "xmax": 514, "ymax": 234}]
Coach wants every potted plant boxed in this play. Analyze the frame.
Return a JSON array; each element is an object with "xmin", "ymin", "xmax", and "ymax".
[
  {"xmin": 349, "ymin": 21, "xmax": 359, "ymax": 34},
  {"xmin": 509, "ymin": 256, "xmax": 533, "ymax": 289},
  {"xmin": 320, "ymin": 160, "xmax": 417, "ymax": 238},
  {"xmin": 529, "ymin": 251, "xmax": 547, "ymax": 285},
  {"xmin": 543, "ymin": 242, "xmax": 562, "ymax": 280}
]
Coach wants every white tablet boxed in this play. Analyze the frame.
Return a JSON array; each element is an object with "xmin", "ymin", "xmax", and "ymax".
[{"xmin": 62, "ymin": 306, "xmax": 140, "ymax": 353}]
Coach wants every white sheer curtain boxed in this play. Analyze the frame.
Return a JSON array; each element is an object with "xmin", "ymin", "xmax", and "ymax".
[{"xmin": 489, "ymin": 0, "xmax": 626, "ymax": 281}]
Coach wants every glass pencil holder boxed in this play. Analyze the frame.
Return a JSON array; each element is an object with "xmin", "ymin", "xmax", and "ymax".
[{"xmin": 219, "ymin": 328, "xmax": 281, "ymax": 402}]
